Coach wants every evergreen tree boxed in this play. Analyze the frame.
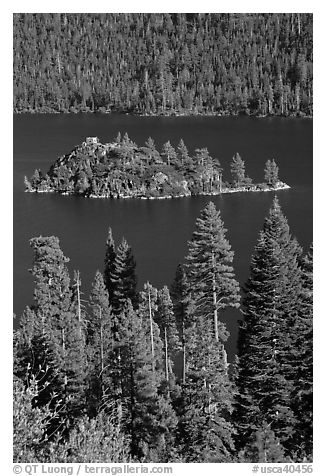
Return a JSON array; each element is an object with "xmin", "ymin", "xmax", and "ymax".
[
  {"xmin": 110, "ymin": 237, "xmax": 138, "ymax": 314},
  {"xmin": 103, "ymin": 227, "xmax": 116, "ymax": 300},
  {"xmin": 161, "ymin": 141, "xmax": 177, "ymax": 167},
  {"xmin": 144, "ymin": 137, "xmax": 160, "ymax": 164},
  {"xmin": 264, "ymin": 159, "xmax": 279, "ymax": 186},
  {"xmin": 29, "ymin": 236, "xmax": 87, "ymax": 425},
  {"xmin": 87, "ymin": 271, "xmax": 113, "ymax": 415},
  {"xmin": 289, "ymin": 244, "xmax": 313, "ymax": 460},
  {"xmin": 179, "ymin": 314, "xmax": 236, "ymax": 462},
  {"xmin": 235, "ymin": 198, "xmax": 304, "ymax": 458},
  {"xmin": 170, "ymin": 264, "xmax": 192, "ymax": 385},
  {"xmin": 177, "ymin": 138, "xmax": 192, "ymax": 169},
  {"xmin": 155, "ymin": 286, "xmax": 181, "ymax": 384},
  {"xmin": 230, "ymin": 152, "xmax": 246, "ymax": 187},
  {"xmin": 185, "ymin": 202, "xmax": 240, "ymax": 344},
  {"xmin": 176, "ymin": 202, "xmax": 240, "ymax": 461},
  {"xmin": 137, "ymin": 283, "xmax": 162, "ymax": 377},
  {"xmin": 241, "ymin": 422, "xmax": 287, "ymax": 463},
  {"xmin": 71, "ymin": 270, "xmax": 87, "ymax": 342},
  {"xmin": 116, "ymin": 299, "xmax": 178, "ymax": 461}
]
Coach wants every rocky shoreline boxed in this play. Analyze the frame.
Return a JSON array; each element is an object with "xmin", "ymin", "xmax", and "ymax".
[{"xmin": 26, "ymin": 181, "xmax": 290, "ymax": 200}]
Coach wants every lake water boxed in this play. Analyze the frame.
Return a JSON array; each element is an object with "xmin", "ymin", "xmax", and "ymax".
[{"xmin": 13, "ymin": 114, "xmax": 313, "ymax": 360}]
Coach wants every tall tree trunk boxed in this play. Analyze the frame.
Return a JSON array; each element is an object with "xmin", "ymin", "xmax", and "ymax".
[
  {"xmin": 75, "ymin": 271, "xmax": 83, "ymax": 340},
  {"xmin": 182, "ymin": 318, "xmax": 186, "ymax": 384},
  {"xmin": 61, "ymin": 327, "xmax": 68, "ymax": 387},
  {"xmin": 99, "ymin": 306, "xmax": 105, "ymax": 396},
  {"xmin": 164, "ymin": 326, "xmax": 169, "ymax": 381},
  {"xmin": 148, "ymin": 285, "xmax": 155, "ymax": 372},
  {"xmin": 212, "ymin": 252, "xmax": 219, "ymax": 342}
]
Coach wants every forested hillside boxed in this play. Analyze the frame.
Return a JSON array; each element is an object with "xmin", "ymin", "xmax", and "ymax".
[
  {"xmin": 13, "ymin": 13, "xmax": 313, "ymax": 116},
  {"xmin": 14, "ymin": 201, "xmax": 313, "ymax": 463}
]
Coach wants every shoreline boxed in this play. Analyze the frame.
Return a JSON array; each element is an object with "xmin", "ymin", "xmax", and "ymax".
[
  {"xmin": 26, "ymin": 182, "xmax": 291, "ymax": 200},
  {"xmin": 13, "ymin": 110, "xmax": 313, "ymax": 120}
]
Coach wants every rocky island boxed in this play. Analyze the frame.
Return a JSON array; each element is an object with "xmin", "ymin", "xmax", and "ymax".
[{"xmin": 25, "ymin": 135, "xmax": 290, "ymax": 199}]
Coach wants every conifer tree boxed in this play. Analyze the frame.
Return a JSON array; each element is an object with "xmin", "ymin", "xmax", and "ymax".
[
  {"xmin": 289, "ymin": 244, "xmax": 313, "ymax": 460},
  {"xmin": 29, "ymin": 236, "xmax": 87, "ymax": 424},
  {"xmin": 18, "ymin": 306, "xmax": 37, "ymax": 344},
  {"xmin": 230, "ymin": 152, "xmax": 246, "ymax": 187},
  {"xmin": 235, "ymin": 198, "xmax": 304, "ymax": 458},
  {"xmin": 87, "ymin": 271, "xmax": 113, "ymax": 415},
  {"xmin": 241, "ymin": 422, "xmax": 287, "ymax": 463},
  {"xmin": 178, "ymin": 312, "xmax": 236, "ymax": 461},
  {"xmin": 177, "ymin": 138, "xmax": 192, "ymax": 169},
  {"xmin": 264, "ymin": 159, "xmax": 279, "ymax": 186},
  {"xmin": 110, "ymin": 237, "xmax": 138, "ymax": 314},
  {"xmin": 144, "ymin": 137, "xmax": 160, "ymax": 164},
  {"xmin": 156, "ymin": 286, "xmax": 181, "ymax": 383},
  {"xmin": 170, "ymin": 264, "xmax": 192, "ymax": 385},
  {"xmin": 137, "ymin": 282, "xmax": 162, "ymax": 377},
  {"xmin": 114, "ymin": 132, "xmax": 122, "ymax": 144},
  {"xmin": 185, "ymin": 201, "xmax": 240, "ymax": 344},
  {"xmin": 115, "ymin": 299, "xmax": 178, "ymax": 461},
  {"xmin": 176, "ymin": 202, "xmax": 240, "ymax": 461},
  {"xmin": 103, "ymin": 227, "xmax": 116, "ymax": 300},
  {"xmin": 161, "ymin": 141, "xmax": 177, "ymax": 167}
]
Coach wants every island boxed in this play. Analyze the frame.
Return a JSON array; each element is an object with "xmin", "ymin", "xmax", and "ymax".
[{"xmin": 24, "ymin": 135, "xmax": 290, "ymax": 199}]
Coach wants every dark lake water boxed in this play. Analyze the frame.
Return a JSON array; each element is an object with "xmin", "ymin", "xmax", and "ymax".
[{"xmin": 13, "ymin": 114, "xmax": 313, "ymax": 360}]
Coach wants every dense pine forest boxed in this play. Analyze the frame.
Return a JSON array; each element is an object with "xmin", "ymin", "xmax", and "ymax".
[
  {"xmin": 14, "ymin": 199, "xmax": 313, "ymax": 463},
  {"xmin": 25, "ymin": 134, "xmax": 287, "ymax": 198},
  {"xmin": 13, "ymin": 13, "xmax": 313, "ymax": 116}
]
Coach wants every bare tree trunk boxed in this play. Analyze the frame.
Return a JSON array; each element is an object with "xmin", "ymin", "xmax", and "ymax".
[
  {"xmin": 75, "ymin": 271, "xmax": 83, "ymax": 340},
  {"xmin": 212, "ymin": 252, "xmax": 219, "ymax": 343},
  {"xmin": 99, "ymin": 306, "xmax": 105, "ymax": 395},
  {"xmin": 61, "ymin": 328, "xmax": 68, "ymax": 387},
  {"xmin": 148, "ymin": 285, "xmax": 155, "ymax": 372},
  {"xmin": 164, "ymin": 327, "xmax": 169, "ymax": 381},
  {"xmin": 182, "ymin": 312, "xmax": 186, "ymax": 384}
]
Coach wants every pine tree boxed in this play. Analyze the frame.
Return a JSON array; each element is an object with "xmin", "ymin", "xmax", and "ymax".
[
  {"xmin": 289, "ymin": 244, "xmax": 313, "ymax": 460},
  {"xmin": 110, "ymin": 237, "xmax": 138, "ymax": 314},
  {"xmin": 161, "ymin": 141, "xmax": 177, "ymax": 167},
  {"xmin": 87, "ymin": 271, "xmax": 113, "ymax": 415},
  {"xmin": 144, "ymin": 137, "xmax": 160, "ymax": 164},
  {"xmin": 185, "ymin": 201, "xmax": 240, "ymax": 344},
  {"xmin": 177, "ymin": 138, "xmax": 192, "ymax": 169},
  {"xmin": 71, "ymin": 270, "xmax": 87, "ymax": 342},
  {"xmin": 179, "ymin": 313, "xmax": 236, "ymax": 462},
  {"xmin": 156, "ymin": 286, "xmax": 181, "ymax": 383},
  {"xmin": 264, "ymin": 159, "xmax": 279, "ymax": 186},
  {"xmin": 241, "ymin": 422, "xmax": 287, "ymax": 463},
  {"xmin": 115, "ymin": 299, "xmax": 178, "ymax": 461},
  {"xmin": 137, "ymin": 282, "xmax": 162, "ymax": 377},
  {"xmin": 170, "ymin": 264, "xmax": 192, "ymax": 385},
  {"xmin": 235, "ymin": 198, "xmax": 304, "ymax": 458},
  {"xmin": 176, "ymin": 202, "xmax": 240, "ymax": 461},
  {"xmin": 103, "ymin": 227, "xmax": 116, "ymax": 300},
  {"xmin": 230, "ymin": 152, "xmax": 246, "ymax": 187},
  {"xmin": 29, "ymin": 236, "xmax": 87, "ymax": 425}
]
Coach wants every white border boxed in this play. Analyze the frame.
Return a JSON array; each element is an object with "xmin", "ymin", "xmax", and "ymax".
[{"xmin": 4, "ymin": 3, "xmax": 323, "ymax": 474}]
